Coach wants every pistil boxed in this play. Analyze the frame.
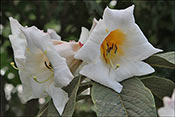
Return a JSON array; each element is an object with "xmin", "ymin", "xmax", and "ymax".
[
  {"xmin": 33, "ymin": 73, "xmax": 53, "ymax": 84},
  {"xmin": 10, "ymin": 62, "xmax": 19, "ymax": 70}
]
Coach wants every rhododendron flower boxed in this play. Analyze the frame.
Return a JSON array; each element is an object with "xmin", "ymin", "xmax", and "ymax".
[
  {"xmin": 75, "ymin": 5, "xmax": 162, "ymax": 93},
  {"xmin": 158, "ymin": 90, "xmax": 175, "ymax": 117},
  {"xmin": 8, "ymin": 17, "xmax": 78, "ymax": 115}
]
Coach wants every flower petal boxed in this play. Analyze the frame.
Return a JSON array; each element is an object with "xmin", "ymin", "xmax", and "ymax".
[
  {"xmin": 80, "ymin": 58, "xmax": 154, "ymax": 93},
  {"xmin": 9, "ymin": 17, "xmax": 27, "ymax": 68},
  {"xmin": 30, "ymin": 73, "xmax": 49, "ymax": 98},
  {"xmin": 163, "ymin": 97, "xmax": 172, "ymax": 107},
  {"xmin": 18, "ymin": 70, "xmax": 34, "ymax": 102},
  {"xmin": 18, "ymin": 62, "xmax": 50, "ymax": 101},
  {"xmin": 78, "ymin": 18, "xmax": 98, "ymax": 45},
  {"xmin": 9, "ymin": 35, "xmax": 26, "ymax": 59},
  {"xmin": 109, "ymin": 60, "xmax": 155, "ymax": 82},
  {"xmin": 21, "ymin": 26, "xmax": 46, "ymax": 54},
  {"xmin": 158, "ymin": 107, "xmax": 174, "ymax": 117},
  {"xmin": 103, "ymin": 5, "xmax": 135, "ymax": 32},
  {"xmin": 158, "ymin": 90, "xmax": 175, "ymax": 117},
  {"xmin": 47, "ymin": 84, "xmax": 69, "ymax": 115},
  {"xmin": 78, "ymin": 27, "xmax": 89, "ymax": 44},
  {"xmin": 54, "ymin": 41, "xmax": 80, "ymax": 66},
  {"xmin": 9, "ymin": 17, "xmax": 23, "ymax": 35},
  {"xmin": 47, "ymin": 29, "xmax": 61, "ymax": 40},
  {"xmin": 20, "ymin": 52, "xmax": 52, "ymax": 100},
  {"xmin": 75, "ymin": 20, "xmax": 108, "ymax": 63},
  {"xmin": 103, "ymin": 5, "xmax": 162, "ymax": 61},
  {"xmin": 89, "ymin": 18, "xmax": 98, "ymax": 34},
  {"xmin": 80, "ymin": 59, "xmax": 123, "ymax": 93},
  {"xmin": 21, "ymin": 27, "xmax": 73, "ymax": 87},
  {"xmin": 120, "ymin": 24, "xmax": 162, "ymax": 61}
]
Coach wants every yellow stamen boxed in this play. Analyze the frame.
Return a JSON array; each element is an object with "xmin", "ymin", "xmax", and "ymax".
[
  {"xmin": 44, "ymin": 50, "xmax": 47, "ymax": 55},
  {"xmin": 33, "ymin": 74, "xmax": 52, "ymax": 84},
  {"xmin": 101, "ymin": 29, "xmax": 125, "ymax": 68},
  {"xmin": 10, "ymin": 62, "xmax": 19, "ymax": 70},
  {"xmin": 108, "ymin": 57, "xmax": 114, "ymax": 68},
  {"xmin": 105, "ymin": 29, "xmax": 109, "ymax": 33},
  {"xmin": 26, "ymin": 48, "xmax": 30, "ymax": 52},
  {"xmin": 116, "ymin": 64, "xmax": 120, "ymax": 69}
]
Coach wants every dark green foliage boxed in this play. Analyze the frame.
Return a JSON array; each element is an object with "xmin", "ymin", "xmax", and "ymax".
[
  {"xmin": 62, "ymin": 76, "xmax": 81, "ymax": 116},
  {"xmin": 145, "ymin": 51, "xmax": 175, "ymax": 69},
  {"xmin": 141, "ymin": 76, "xmax": 175, "ymax": 108}
]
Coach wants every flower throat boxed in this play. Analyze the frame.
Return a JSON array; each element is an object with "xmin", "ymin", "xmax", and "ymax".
[{"xmin": 100, "ymin": 29, "xmax": 125, "ymax": 68}]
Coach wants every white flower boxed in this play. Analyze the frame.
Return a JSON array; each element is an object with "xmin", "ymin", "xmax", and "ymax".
[
  {"xmin": 9, "ymin": 17, "xmax": 76, "ymax": 115},
  {"xmin": 79, "ymin": 18, "xmax": 98, "ymax": 46},
  {"xmin": 158, "ymin": 90, "xmax": 175, "ymax": 117},
  {"xmin": 75, "ymin": 5, "xmax": 162, "ymax": 93}
]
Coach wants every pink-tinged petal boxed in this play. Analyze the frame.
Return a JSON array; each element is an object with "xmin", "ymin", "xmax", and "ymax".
[
  {"xmin": 47, "ymin": 29, "xmax": 61, "ymax": 40},
  {"xmin": 158, "ymin": 90, "xmax": 175, "ymax": 117},
  {"xmin": 54, "ymin": 41, "xmax": 80, "ymax": 66}
]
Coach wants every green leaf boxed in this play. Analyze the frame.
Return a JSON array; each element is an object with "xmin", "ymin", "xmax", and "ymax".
[
  {"xmin": 37, "ymin": 97, "xmax": 51, "ymax": 117},
  {"xmin": 47, "ymin": 100, "xmax": 60, "ymax": 117},
  {"xmin": 62, "ymin": 76, "xmax": 81, "ymax": 117},
  {"xmin": 145, "ymin": 51, "xmax": 175, "ymax": 69},
  {"xmin": 37, "ymin": 100, "xmax": 60, "ymax": 117},
  {"xmin": 153, "ymin": 95, "xmax": 163, "ymax": 109},
  {"xmin": 91, "ymin": 78, "xmax": 157, "ymax": 117},
  {"xmin": 37, "ymin": 102, "xmax": 48, "ymax": 117},
  {"xmin": 141, "ymin": 76, "xmax": 175, "ymax": 99},
  {"xmin": 156, "ymin": 51, "xmax": 175, "ymax": 64}
]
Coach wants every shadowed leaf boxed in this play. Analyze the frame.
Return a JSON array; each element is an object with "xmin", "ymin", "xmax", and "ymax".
[
  {"xmin": 141, "ymin": 76, "xmax": 175, "ymax": 99},
  {"xmin": 37, "ymin": 102, "xmax": 48, "ymax": 117},
  {"xmin": 145, "ymin": 51, "xmax": 175, "ymax": 69},
  {"xmin": 47, "ymin": 100, "xmax": 60, "ymax": 117},
  {"xmin": 62, "ymin": 76, "xmax": 81, "ymax": 117}
]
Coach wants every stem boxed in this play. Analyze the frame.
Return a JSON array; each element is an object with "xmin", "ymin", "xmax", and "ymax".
[
  {"xmin": 77, "ymin": 95, "xmax": 91, "ymax": 101},
  {"xmin": 80, "ymin": 81, "xmax": 93, "ymax": 87},
  {"xmin": 80, "ymin": 75, "xmax": 87, "ymax": 82},
  {"xmin": 78, "ymin": 81, "xmax": 93, "ymax": 95},
  {"xmin": 69, "ymin": 59, "xmax": 82, "ymax": 74}
]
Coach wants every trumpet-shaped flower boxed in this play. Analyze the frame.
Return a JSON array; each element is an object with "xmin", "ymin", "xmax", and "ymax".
[
  {"xmin": 8, "ymin": 17, "xmax": 78, "ymax": 115},
  {"xmin": 75, "ymin": 5, "xmax": 162, "ymax": 93},
  {"xmin": 158, "ymin": 90, "xmax": 175, "ymax": 117}
]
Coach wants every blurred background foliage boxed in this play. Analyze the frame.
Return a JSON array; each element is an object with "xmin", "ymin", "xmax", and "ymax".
[{"xmin": 1, "ymin": 0, "xmax": 174, "ymax": 116}]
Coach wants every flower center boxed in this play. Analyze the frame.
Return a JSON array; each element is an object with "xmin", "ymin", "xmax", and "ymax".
[
  {"xmin": 100, "ymin": 29, "xmax": 125, "ymax": 68},
  {"xmin": 33, "ymin": 61, "xmax": 54, "ymax": 84},
  {"xmin": 44, "ymin": 61, "xmax": 53, "ymax": 71}
]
